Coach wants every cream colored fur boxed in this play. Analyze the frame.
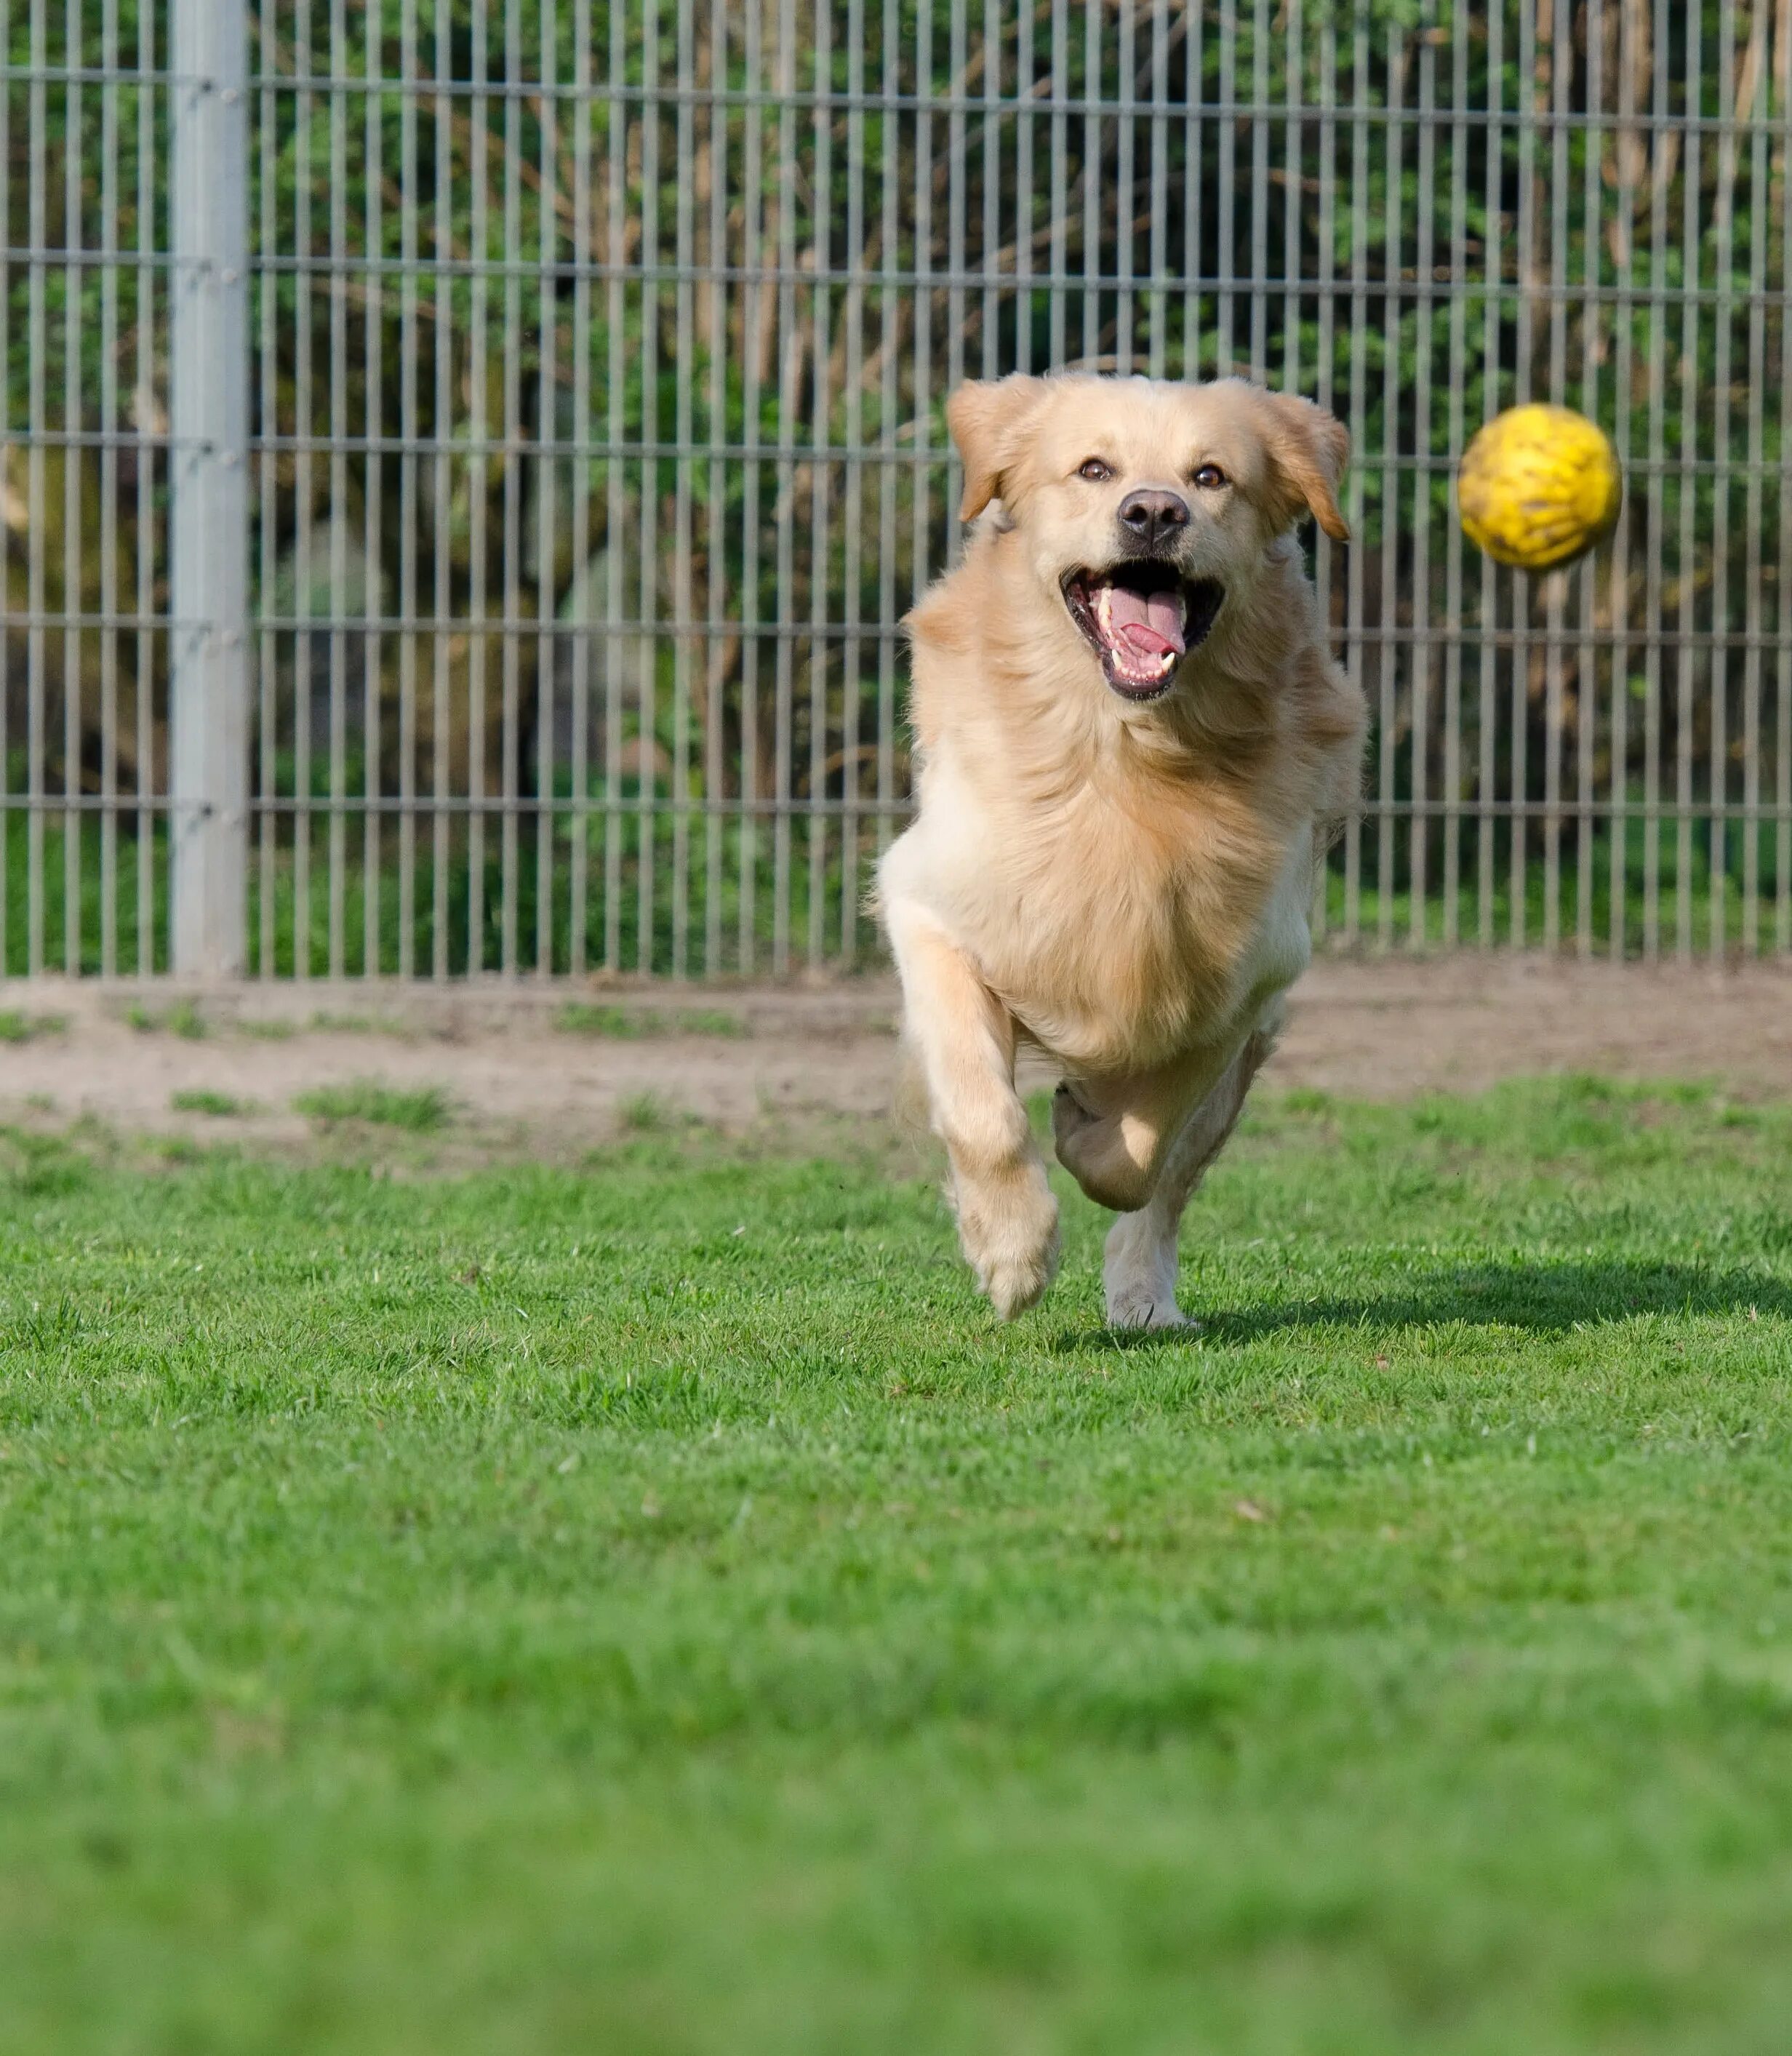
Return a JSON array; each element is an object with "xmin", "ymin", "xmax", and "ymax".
[{"xmin": 877, "ymin": 373, "xmax": 1366, "ymax": 1322}]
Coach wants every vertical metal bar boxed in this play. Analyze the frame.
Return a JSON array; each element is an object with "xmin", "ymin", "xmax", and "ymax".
[
  {"xmin": 362, "ymin": 0, "xmax": 384, "ymax": 977},
  {"xmin": 570, "ymin": 0, "xmax": 593, "ymax": 976},
  {"xmin": 537, "ymin": 1, "xmax": 560, "ymax": 976},
  {"xmin": 1247, "ymin": 0, "xmax": 1267, "ymax": 380},
  {"xmin": 1573, "ymin": 0, "xmax": 1601, "ymax": 959},
  {"xmin": 982, "ymin": 0, "xmax": 1001, "ymax": 383},
  {"xmin": 1477, "ymin": 0, "xmax": 1503, "ymax": 949},
  {"xmin": 1708, "ymin": 1, "xmax": 1736, "ymax": 963},
  {"xmin": 170, "ymin": 0, "xmax": 249, "ymax": 979},
  {"xmin": 671, "ymin": 0, "xmax": 695, "ymax": 976},
  {"xmin": 61, "ymin": 0, "xmax": 82, "ymax": 975},
  {"xmin": 1512, "ymin": 0, "xmax": 1536, "ymax": 949},
  {"xmin": 639, "ymin": 0, "xmax": 663, "ymax": 972},
  {"xmin": 1114, "ymin": 0, "xmax": 1135, "ymax": 373},
  {"xmin": 1542, "ymin": 0, "xmax": 1569, "ymax": 952},
  {"xmin": 1642, "ymin": 0, "xmax": 1668, "ymax": 959},
  {"xmin": 396, "ymin": 0, "xmax": 418, "ymax": 977},
  {"xmin": 1148, "ymin": 0, "xmax": 1169, "ymax": 380},
  {"xmin": 468, "ymin": 0, "xmax": 490, "ymax": 973},
  {"xmin": 735, "ymin": 0, "xmax": 762, "ymax": 974},
  {"xmin": 1441, "ymin": 0, "xmax": 1468, "ymax": 950},
  {"xmin": 1608, "ymin": 0, "xmax": 1637, "ymax": 959},
  {"xmin": 431, "ymin": 0, "xmax": 452, "ymax": 980},
  {"xmin": 27, "ymin": 0, "xmax": 46, "ymax": 976},
  {"xmin": 1673, "ymin": 5, "xmax": 1700, "ymax": 960},
  {"xmin": 327, "ymin": 0, "xmax": 348, "ymax": 980},
  {"xmin": 841, "ymin": 0, "xmax": 866, "ymax": 963},
  {"xmin": 1281, "ymin": 0, "xmax": 1301, "ymax": 396},
  {"xmin": 1049, "ymin": 0, "xmax": 1066, "ymax": 368},
  {"xmin": 1342, "ymin": 11, "xmax": 1367, "ymax": 944},
  {"xmin": 1409, "ymin": 2, "xmax": 1437, "ymax": 949},
  {"xmin": 255, "ymin": 2, "xmax": 279, "ymax": 976},
  {"xmin": 292, "ymin": 0, "xmax": 313, "ymax": 975},
  {"xmin": 1081, "ymin": 0, "xmax": 1100, "ymax": 367},
  {"xmin": 604, "ymin": 0, "xmax": 628, "ymax": 971},
  {"xmin": 0, "ymin": 0, "xmax": 10, "ymax": 977},
  {"xmin": 1216, "ymin": 0, "xmax": 1235, "ymax": 370},
  {"xmin": 134, "ymin": 0, "xmax": 154, "ymax": 972},
  {"xmin": 875, "ymin": 0, "xmax": 898, "ymax": 876},
  {"xmin": 702, "ymin": 0, "xmax": 727, "ymax": 975},
  {"xmin": 1311, "ymin": 7, "xmax": 1335, "ymax": 947},
  {"xmin": 806, "ymin": 0, "xmax": 832, "ymax": 968},
  {"xmin": 1779, "ymin": 0, "xmax": 1792, "ymax": 956},
  {"xmin": 947, "ymin": 0, "xmax": 967, "ymax": 449},
  {"xmin": 1738, "ymin": 0, "xmax": 1767, "ymax": 957},
  {"xmin": 772, "ymin": 0, "xmax": 794, "ymax": 975},
  {"xmin": 1184, "ymin": 1, "xmax": 1203, "ymax": 377},
  {"xmin": 913, "ymin": 0, "xmax": 935, "ymax": 607},
  {"xmin": 1375, "ymin": 16, "xmax": 1401, "ymax": 949},
  {"xmin": 499, "ymin": 0, "xmax": 521, "ymax": 977},
  {"xmin": 1017, "ymin": 0, "xmax": 1036, "ymax": 383},
  {"xmin": 99, "ymin": 0, "xmax": 121, "ymax": 977}
]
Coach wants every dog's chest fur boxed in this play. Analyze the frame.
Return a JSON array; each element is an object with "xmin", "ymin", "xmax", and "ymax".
[{"xmin": 932, "ymin": 743, "xmax": 1316, "ymax": 1071}]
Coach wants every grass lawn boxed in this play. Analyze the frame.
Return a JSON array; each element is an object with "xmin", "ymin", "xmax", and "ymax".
[{"xmin": 3, "ymin": 1079, "xmax": 1792, "ymax": 2055}]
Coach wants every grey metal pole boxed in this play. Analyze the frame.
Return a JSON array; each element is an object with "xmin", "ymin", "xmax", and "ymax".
[{"xmin": 170, "ymin": 0, "xmax": 250, "ymax": 978}]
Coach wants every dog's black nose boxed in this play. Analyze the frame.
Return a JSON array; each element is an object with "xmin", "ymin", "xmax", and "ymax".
[{"xmin": 1117, "ymin": 488, "xmax": 1190, "ymax": 547}]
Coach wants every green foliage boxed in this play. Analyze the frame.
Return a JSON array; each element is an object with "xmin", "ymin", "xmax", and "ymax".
[{"xmin": 7, "ymin": 2, "xmax": 1787, "ymax": 967}]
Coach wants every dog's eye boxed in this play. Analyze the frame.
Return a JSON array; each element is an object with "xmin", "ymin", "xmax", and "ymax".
[
  {"xmin": 1077, "ymin": 457, "xmax": 1113, "ymax": 483},
  {"xmin": 1193, "ymin": 463, "xmax": 1228, "ymax": 489}
]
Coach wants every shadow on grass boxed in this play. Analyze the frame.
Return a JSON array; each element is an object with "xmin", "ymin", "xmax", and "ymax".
[{"xmin": 1057, "ymin": 1257, "xmax": 1792, "ymax": 1355}]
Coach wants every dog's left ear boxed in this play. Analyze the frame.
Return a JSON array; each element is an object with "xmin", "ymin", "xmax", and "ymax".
[
  {"xmin": 1260, "ymin": 391, "xmax": 1351, "ymax": 543},
  {"xmin": 948, "ymin": 375, "xmax": 1050, "ymax": 522}
]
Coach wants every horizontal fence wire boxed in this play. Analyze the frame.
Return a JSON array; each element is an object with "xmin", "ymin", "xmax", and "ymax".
[{"xmin": 2, "ymin": 0, "xmax": 1790, "ymax": 979}]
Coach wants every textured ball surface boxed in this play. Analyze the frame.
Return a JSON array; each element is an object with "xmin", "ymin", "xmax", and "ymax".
[{"xmin": 1457, "ymin": 404, "xmax": 1623, "ymax": 571}]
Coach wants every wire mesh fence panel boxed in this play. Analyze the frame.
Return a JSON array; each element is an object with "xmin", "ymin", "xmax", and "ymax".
[
  {"xmin": 4, "ymin": 0, "xmax": 1790, "ymax": 979},
  {"xmin": 2, "ymin": 0, "xmax": 175, "ymax": 977}
]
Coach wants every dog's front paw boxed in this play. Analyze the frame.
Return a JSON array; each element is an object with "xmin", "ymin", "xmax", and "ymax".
[
  {"xmin": 1105, "ymin": 1289, "xmax": 1199, "ymax": 1332},
  {"xmin": 1103, "ymin": 1215, "xmax": 1193, "ymax": 1331},
  {"xmin": 957, "ymin": 1179, "xmax": 1060, "ymax": 1319}
]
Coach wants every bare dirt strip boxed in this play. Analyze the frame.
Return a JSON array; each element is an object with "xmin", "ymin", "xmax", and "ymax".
[{"xmin": 3, "ymin": 953, "xmax": 1791, "ymax": 1160}]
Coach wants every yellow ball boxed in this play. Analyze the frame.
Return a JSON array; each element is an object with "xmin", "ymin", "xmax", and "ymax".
[{"xmin": 1457, "ymin": 403, "xmax": 1623, "ymax": 572}]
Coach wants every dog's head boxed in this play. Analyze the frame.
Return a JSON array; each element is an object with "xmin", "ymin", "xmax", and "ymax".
[{"xmin": 946, "ymin": 373, "xmax": 1349, "ymax": 703}]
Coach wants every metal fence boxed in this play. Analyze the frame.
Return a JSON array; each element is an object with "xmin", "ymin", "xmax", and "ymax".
[{"xmin": 4, "ymin": 0, "xmax": 1790, "ymax": 982}]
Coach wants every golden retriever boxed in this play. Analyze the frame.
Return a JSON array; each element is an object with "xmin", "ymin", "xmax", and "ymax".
[{"xmin": 877, "ymin": 373, "xmax": 1365, "ymax": 1324}]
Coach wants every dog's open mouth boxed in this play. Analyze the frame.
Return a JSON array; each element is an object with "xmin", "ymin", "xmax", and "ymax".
[{"xmin": 1061, "ymin": 567, "xmax": 1225, "ymax": 699}]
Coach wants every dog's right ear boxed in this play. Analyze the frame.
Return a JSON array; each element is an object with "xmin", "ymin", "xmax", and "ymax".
[{"xmin": 948, "ymin": 375, "xmax": 1050, "ymax": 522}]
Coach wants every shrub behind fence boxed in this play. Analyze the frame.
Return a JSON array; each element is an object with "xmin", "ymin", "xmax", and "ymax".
[{"xmin": 4, "ymin": 0, "xmax": 1788, "ymax": 979}]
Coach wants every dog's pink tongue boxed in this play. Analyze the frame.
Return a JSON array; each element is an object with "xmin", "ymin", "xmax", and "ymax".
[{"xmin": 1108, "ymin": 584, "xmax": 1186, "ymax": 657}]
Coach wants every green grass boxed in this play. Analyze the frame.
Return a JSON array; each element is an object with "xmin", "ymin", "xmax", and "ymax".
[
  {"xmin": 122, "ymin": 999, "xmax": 207, "ymax": 1040},
  {"xmin": 290, "ymin": 1081, "xmax": 452, "ymax": 1132},
  {"xmin": 556, "ymin": 1001, "xmax": 750, "ymax": 1039},
  {"xmin": 0, "ymin": 1008, "xmax": 65, "ymax": 1042},
  {"xmin": 3, "ymin": 1079, "xmax": 1792, "ymax": 2054},
  {"xmin": 169, "ymin": 1089, "xmax": 252, "ymax": 1119}
]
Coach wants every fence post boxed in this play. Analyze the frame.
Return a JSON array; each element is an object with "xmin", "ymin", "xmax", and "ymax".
[{"xmin": 169, "ymin": 0, "xmax": 250, "ymax": 978}]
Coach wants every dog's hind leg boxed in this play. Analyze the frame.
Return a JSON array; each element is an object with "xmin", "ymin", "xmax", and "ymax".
[
  {"xmin": 884, "ymin": 895, "xmax": 1060, "ymax": 1319},
  {"xmin": 1100, "ymin": 1009, "xmax": 1281, "ymax": 1330}
]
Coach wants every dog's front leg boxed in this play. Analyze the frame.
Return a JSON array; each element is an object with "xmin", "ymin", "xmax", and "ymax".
[
  {"xmin": 885, "ymin": 900, "xmax": 1060, "ymax": 1318},
  {"xmin": 1100, "ymin": 1012, "xmax": 1281, "ymax": 1329}
]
